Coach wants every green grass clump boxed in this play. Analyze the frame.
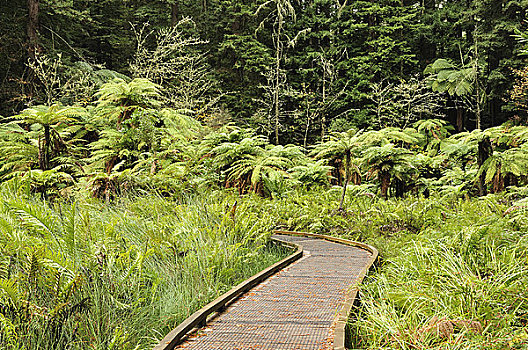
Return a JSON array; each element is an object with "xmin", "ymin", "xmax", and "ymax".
[
  {"xmin": 235, "ymin": 187, "xmax": 528, "ymax": 349},
  {"xmin": 1, "ymin": 179, "xmax": 527, "ymax": 350},
  {"xmin": 0, "ymin": 186, "xmax": 288, "ymax": 349},
  {"xmin": 345, "ymin": 195, "xmax": 528, "ymax": 349}
]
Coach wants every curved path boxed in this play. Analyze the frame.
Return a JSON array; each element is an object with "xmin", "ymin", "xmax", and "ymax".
[{"xmin": 159, "ymin": 232, "xmax": 376, "ymax": 350}]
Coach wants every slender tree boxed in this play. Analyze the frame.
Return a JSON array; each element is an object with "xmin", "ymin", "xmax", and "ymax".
[
  {"xmin": 256, "ymin": 0, "xmax": 296, "ymax": 145},
  {"xmin": 27, "ymin": 0, "xmax": 39, "ymax": 61},
  {"xmin": 170, "ymin": 0, "xmax": 179, "ymax": 26},
  {"xmin": 313, "ymin": 129, "xmax": 363, "ymax": 211}
]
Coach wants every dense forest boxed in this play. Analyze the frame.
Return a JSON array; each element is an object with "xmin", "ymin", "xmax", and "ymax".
[
  {"xmin": 1, "ymin": 1, "xmax": 528, "ymax": 349},
  {"xmin": 3, "ymin": 0, "xmax": 528, "ymax": 141}
]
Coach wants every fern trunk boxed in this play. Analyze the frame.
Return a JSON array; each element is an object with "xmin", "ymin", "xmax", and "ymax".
[
  {"xmin": 393, "ymin": 177, "xmax": 404, "ymax": 198},
  {"xmin": 41, "ymin": 124, "xmax": 50, "ymax": 171},
  {"xmin": 492, "ymin": 168, "xmax": 504, "ymax": 194},
  {"xmin": 338, "ymin": 152, "xmax": 350, "ymax": 211},
  {"xmin": 477, "ymin": 136, "xmax": 493, "ymax": 196},
  {"xmin": 380, "ymin": 171, "xmax": 391, "ymax": 199},
  {"xmin": 456, "ymin": 107, "xmax": 464, "ymax": 132}
]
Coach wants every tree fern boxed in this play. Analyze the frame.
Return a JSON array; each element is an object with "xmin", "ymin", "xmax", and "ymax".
[
  {"xmin": 424, "ymin": 58, "xmax": 476, "ymax": 97},
  {"xmin": 477, "ymin": 146, "xmax": 528, "ymax": 193},
  {"xmin": 312, "ymin": 129, "xmax": 364, "ymax": 210},
  {"xmin": 94, "ymin": 78, "xmax": 162, "ymax": 125},
  {"xmin": 361, "ymin": 143, "xmax": 415, "ymax": 199},
  {"xmin": 289, "ymin": 159, "xmax": 332, "ymax": 186},
  {"xmin": 0, "ymin": 122, "xmax": 39, "ymax": 176},
  {"xmin": 211, "ymin": 135, "xmax": 268, "ymax": 170},
  {"xmin": 414, "ymin": 119, "xmax": 453, "ymax": 139},
  {"xmin": 358, "ymin": 127, "xmax": 423, "ymax": 148},
  {"xmin": 198, "ymin": 126, "xmax": 255, "ymax": 157}
]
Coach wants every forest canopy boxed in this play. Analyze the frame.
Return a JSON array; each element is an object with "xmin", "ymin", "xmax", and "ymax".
[{"xmin": 3, "ymin": 0, "xmax": 528, "ymax": 144}]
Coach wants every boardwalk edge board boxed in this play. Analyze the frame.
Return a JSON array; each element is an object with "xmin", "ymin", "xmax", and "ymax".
[
  {"xmin": 153, "ymin": 230, "xmax": 378, "ymax": 350},
  {"xmin": 153, "ymin": 238, "xmax": 303, "ymax": 350},
  {"xmin": 273, "ymin": 230, "xmax": 379, "ymax": 350}
]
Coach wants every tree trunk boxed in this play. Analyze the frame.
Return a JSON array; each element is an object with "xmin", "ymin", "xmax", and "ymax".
[
  {"xmin": 321, "ymin": 65, "xmax": 327, "ymax": 140},
  {"xmin": 303, "ymin": 116, "xmax": 310, "ymax": 148},
  {"xmin": 105, "ymin": 155, "xmax": 118, "ymax": 175},
  {"xmin": 492, "ymin": 168, "xmax": 504, "ymax": 194},
  {"xmin": 504, "ymin": 173, "xmax": 518, "ymax": 188},
  {"xmin": 477, "ymin": 136, "xmax": 492, "ymax": 196},
  {"xmin": 27, "ymin": 0, "xmax": 39, "ymax": 60},
  {"xmin": 380, "ymin": 171, "xmax": 391, "ymax": 199},
  {"xmin": 303, "ymin": 95, "xmax": 311, "ymax": 148},
  {"xmin": 273, "ymin": 19, "xmax": 282, "ymax": 145},
  {"xmin": 330, "ymin": 159, "xmax": 340, "ymax": 185},
  {"xmin": 474, "ymin": 28, "xmax": 481, "ymax": 130},
  {"xmin": 43, "ymin": 124, "xmax": 50, "ymax": 171},
  {"xmin": 338, "ymin": 152, "xmax": 351, "ymax": 211},
  {"xmin": 421, "ymin": 0, "xmax": 436, "ymax": 62},
  {"xmin": 352, "ymin": 171, "xmax": 361, "ymax": 186},
  {"xmin": 394, "ymin": 178, "xmax": 405, "ymax": 198},
  {"xmin": 456, "ymin": 107, "xmax": 464, "ymax": 132},
  {"xmin": 27, "ymin": 0, "xmax": 40, "ymax": 97},
  {"xmin": 171, "ymin": 1, "xmax": 179, "ymax": 27},
  {"xmin": 38, "ymin": 137, "xmax": 44, "ymax": 171}
]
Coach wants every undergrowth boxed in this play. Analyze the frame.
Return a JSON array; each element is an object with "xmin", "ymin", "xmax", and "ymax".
[
  {"xmin": 1, "ymin": 180, "xmax": 527, "ymax": 349},
  {"xmin": 245, "ymin": 185, "xmax": 528, "ymax": 350},
  {"xmin": 0, "ymin": 184, "xmax": 287, "ymax": 349}
]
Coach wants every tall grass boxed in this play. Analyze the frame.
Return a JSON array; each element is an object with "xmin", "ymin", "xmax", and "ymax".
[
  {"xmin": 0, "ymin": 185, "xmax": 288, "ymax": 349},
  {"xmin": 1, "ymin": 180, "xmax": 527, "ymax": 349},
  {"xmin": 227, "ymin": 186, "xmax": 528, "ymax": 349},
  {"xmin": 246, "ymin": 185, "xmax": 528, "ymax": 350},
  {"xmin": 344, "ymin": 196, "xmax": 528, "ymax": 349}
]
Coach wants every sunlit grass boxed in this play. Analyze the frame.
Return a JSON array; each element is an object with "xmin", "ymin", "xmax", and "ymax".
[
  {"xmin": 0, "ymin": 186, "xmax": 288, "ymax": 349},
  {"xmin": 234, "ymin": 186, "xmax": 528, "ymax": 349},
  {"xmin": 1, "ymin": 181, "xmax": 527, "ymax": 349}
]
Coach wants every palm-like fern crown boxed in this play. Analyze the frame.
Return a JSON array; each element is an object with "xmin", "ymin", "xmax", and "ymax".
[
  {"xmin": 438, "ymin": 126, "xmax": 528, "ymax": 165},
  {"xmin": 481, "ymin": 125, "xmax": 528, "ymax": 149},
  {"xmin": 478, "ymin": 145, "xmax": 528, "ymax": 184},
  {"xmin": 289, "ymin": 159, "xmax": 332, "ymax": 184},
  {"xmin": 14, "ymin": 104, "xmax": 86, "ymax": 126},
  {"xmin": 361, "ymin": 143, "xmax": 415, "ymax": 176},
  {"xmin": 228, "ymin": 151, "xmax": 293, "ymax": 187},
  {"xmin": 424, "ymin": 58, "xmax": 476, "ymax": 97},
  {"xmin": 94, "ymin": 78, "xmax": 163, "ymax": 125},
  {"xmin": 160, "ymin": 108, "xmax": 201, "ymax": 142},
  {"xmin": 95, "ymin": 78, "xmax": 162, "ymax": 109},
  {"xmin": 312, "ymin": 128, "xmax": 362, "ymax": 160},
  {"xmin": 414, "ymin": 119, "xmax": 453, "ymax": 140},
  {"xmin": 0, "ymin": 104, "xmax": 87, "ymax": 176},
  {"xmin": 266, "ymin": 144, "xmax": 305, "ymax": 163},
  {"xmin": 210, "ymin": 135, "xmax": 269, "ymax": 169},
  {"xmin": 226, "ymin": 144, "xmax": 307, "ymax": 188},
  {"xmin": 439, "ymin": 128, "xmax": 485, "ymax": 161},
  {"xmin": 354, "ymin": 128, "xmax": 422, "ymax": 150},
  {"xmin": 0, "ymin": 123, "xmax": 39, "ymax": 174},
  {"xmin": 199, "ymin": 126, "xmax": 255, "ymax": 157}
]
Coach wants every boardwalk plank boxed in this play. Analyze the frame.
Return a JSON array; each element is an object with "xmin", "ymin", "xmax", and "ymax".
[{"xmin": 173, "ymin": 234, "xmax": 373, "ymax": 350}]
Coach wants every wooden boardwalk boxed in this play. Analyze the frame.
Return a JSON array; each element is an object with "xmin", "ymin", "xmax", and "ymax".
[{"xmin": 172, "ymin": 233, "xmax": 375, "ymax": 350}]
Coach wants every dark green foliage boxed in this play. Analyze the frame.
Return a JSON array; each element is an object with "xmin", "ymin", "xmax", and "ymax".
[{"xmin": 3, "ymin": 0, "xmax": 528, "ymax": 140}]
